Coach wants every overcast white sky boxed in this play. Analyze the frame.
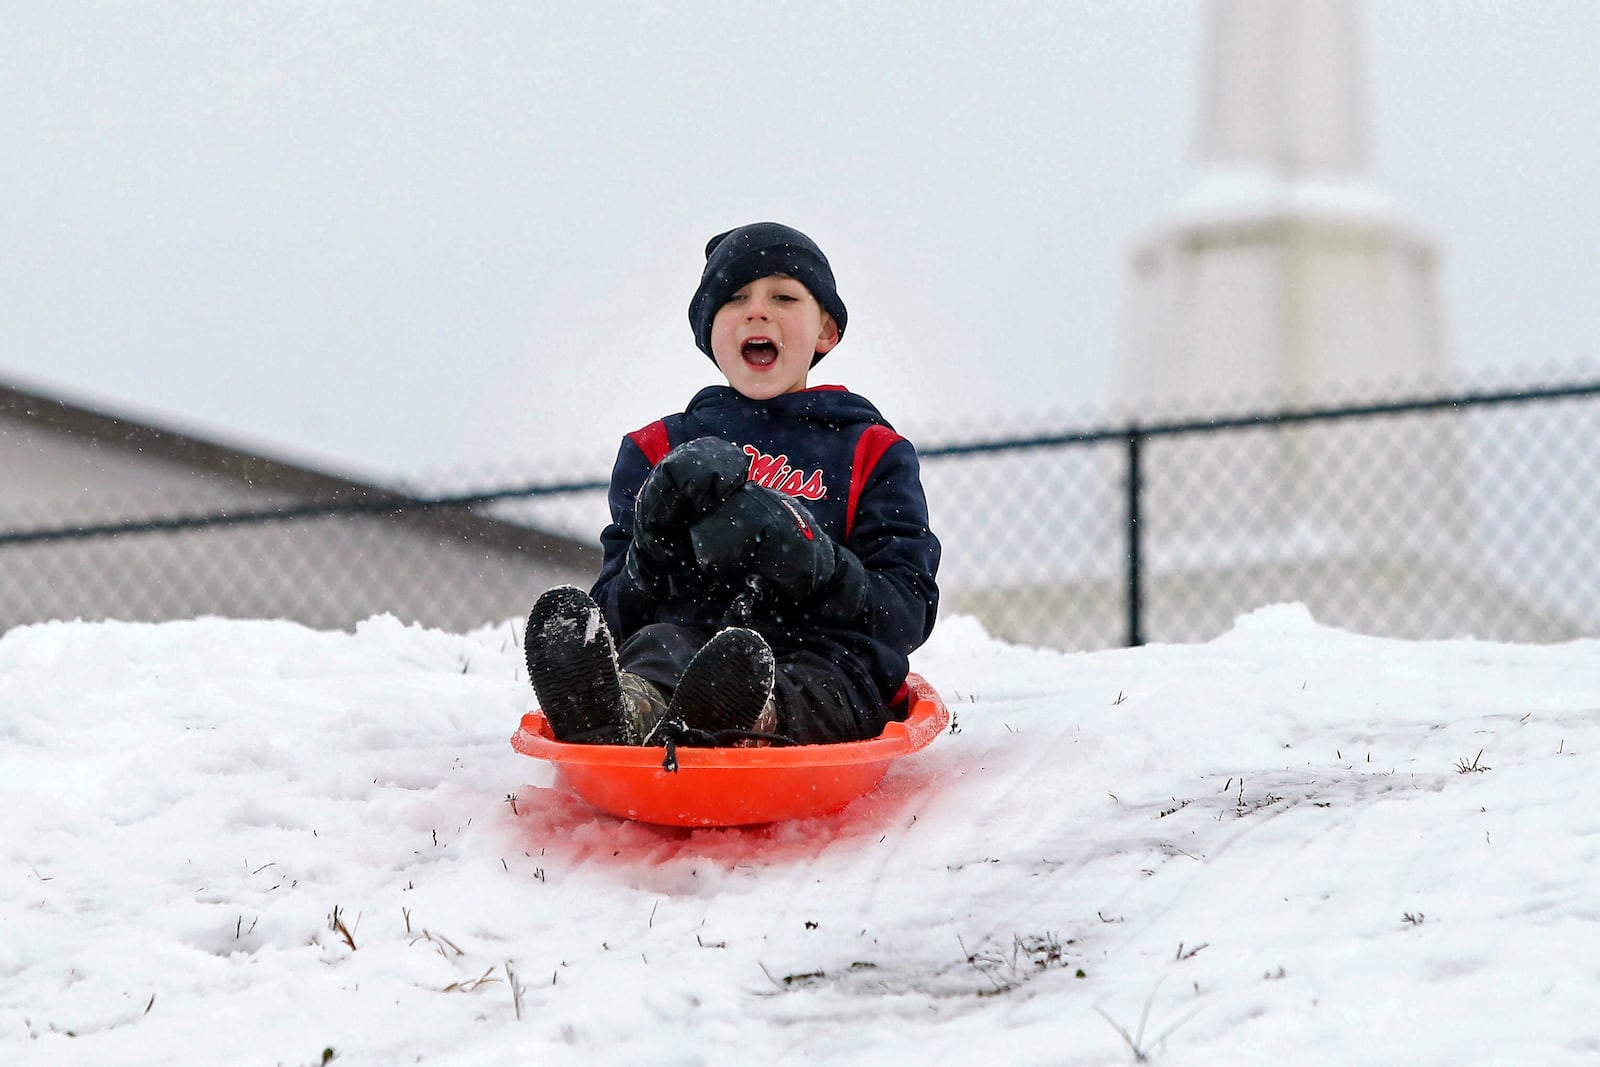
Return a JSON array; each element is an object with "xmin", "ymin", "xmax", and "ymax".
[{"xmin": 3, "ymin": 2, "xmax": 1597, "ymax": 481}]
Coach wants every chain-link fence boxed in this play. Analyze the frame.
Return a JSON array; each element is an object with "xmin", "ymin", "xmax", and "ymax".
[
  {"xmin": 930, "ymin": 379, "xmax": 1600, "ymax": 647},
  {"xmin": 4, "ymin": 377, "xmax": 1598, "ymax": 647}
]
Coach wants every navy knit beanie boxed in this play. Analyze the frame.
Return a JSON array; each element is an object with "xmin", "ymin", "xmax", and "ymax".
[{"xmin": 688, "ymin": 222, "xmax": 848, "ymax": 366}]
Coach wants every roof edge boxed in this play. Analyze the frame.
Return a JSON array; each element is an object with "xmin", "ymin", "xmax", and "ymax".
[{"xmin": 0, "ymin": 377, "xmax": 599, "ymax": 567}]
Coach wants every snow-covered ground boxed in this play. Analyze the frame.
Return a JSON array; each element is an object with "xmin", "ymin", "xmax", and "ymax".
[{"xmin": 2, "ymin": 605, "xmax": 1597, "ymax": 1065}]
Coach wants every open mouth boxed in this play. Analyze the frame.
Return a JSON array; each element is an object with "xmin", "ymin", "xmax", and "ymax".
[{"xmin": 740, "ymin": 339, "xmax": 778, "ymax": 367}]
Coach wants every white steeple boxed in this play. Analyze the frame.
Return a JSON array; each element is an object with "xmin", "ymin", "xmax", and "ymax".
[
  {"xmin": 1106, "ymin": 0, "xmax": 1478, "ymax": 632},
  {"xmin": 1198, "ymin": 0, "xmax": 1365, "ymax": 173},
  {"xmin": 1114, "ymin": 0, "xmax": 1453, "ymax": 413}
]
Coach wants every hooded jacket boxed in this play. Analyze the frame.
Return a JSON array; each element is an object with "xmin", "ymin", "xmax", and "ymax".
[{"xmin": 591, "ymin": 385, "xmax": 940, "ymax": 706}]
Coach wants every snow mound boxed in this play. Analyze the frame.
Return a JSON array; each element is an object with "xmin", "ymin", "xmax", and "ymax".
[{"xmin": 2, "ymin": 612, "xmax": 1597, "ymax": 1064}]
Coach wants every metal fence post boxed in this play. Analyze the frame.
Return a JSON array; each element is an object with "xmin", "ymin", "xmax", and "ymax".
[{"xmin": 1125, "ymin": 427, "xmax": 1144, "ymax": 647}]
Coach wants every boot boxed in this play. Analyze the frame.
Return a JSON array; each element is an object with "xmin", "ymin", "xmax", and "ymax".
[
  {"xmin": 524, "ymin": 586, "xmax": 638, "ymax": 745},
  {"xmin": 667, "ymin": 627, "xmax": 777, "ymax": 743}
]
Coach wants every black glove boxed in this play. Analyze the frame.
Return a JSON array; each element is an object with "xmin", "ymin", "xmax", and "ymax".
[
  {"xmin": 689, "ymin": 483, "xmax": 843, "ymax": 602},
  {"xmin": 628, "ymin": 438, "xmax": 750, "ymax": 592}
]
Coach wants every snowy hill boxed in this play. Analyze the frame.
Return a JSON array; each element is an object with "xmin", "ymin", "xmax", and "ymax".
[{"xmin": 2, "ymin": 606, "xmax": 1597, "ymax": 1065}]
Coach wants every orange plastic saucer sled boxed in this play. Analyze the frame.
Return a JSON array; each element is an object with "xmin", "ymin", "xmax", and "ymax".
[{"xmin": 511, "ymin": 673, "xmax": 948, "ymax": 827}]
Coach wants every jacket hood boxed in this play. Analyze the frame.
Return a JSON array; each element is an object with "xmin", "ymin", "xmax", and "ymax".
[{"xmin": 682, "ymin": 385, "xmax": 892, "ymax": 432}]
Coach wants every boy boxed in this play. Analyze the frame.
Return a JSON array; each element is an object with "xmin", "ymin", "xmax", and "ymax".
[{"xmin": 525, "ymin": 222, "xmax": 940, "ymax": 747}]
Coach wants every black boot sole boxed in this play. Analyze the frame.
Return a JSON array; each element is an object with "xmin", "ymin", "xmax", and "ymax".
[
  {"xmin": 668, "ymin": 627, "xmax": 776, "ymax": 740},
  {"xmin": 525, "ymin": 586, "xmax": 631, "ymax": 745}
]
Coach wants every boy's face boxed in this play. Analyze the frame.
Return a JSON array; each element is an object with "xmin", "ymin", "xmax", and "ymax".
[{"xmin": 709, "ymin": 274, "xmax": 840, "ymax": 400}]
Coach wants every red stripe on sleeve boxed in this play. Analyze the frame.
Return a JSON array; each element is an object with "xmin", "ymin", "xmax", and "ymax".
[
  {"xmin": 845, "ymin": 425, "xmax": 903, "ymax": 539},
  {"xmin": 626, "ymin": 421, "xmax": 672, "ymax": 466}
]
